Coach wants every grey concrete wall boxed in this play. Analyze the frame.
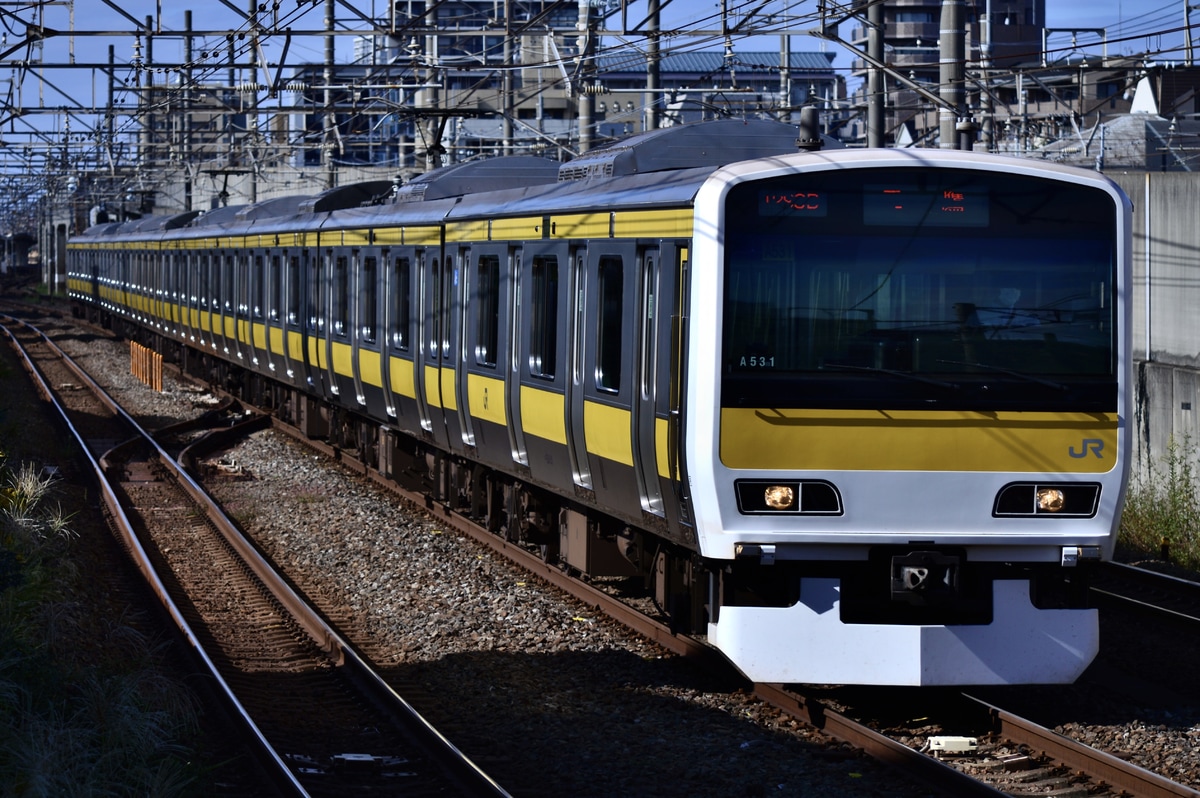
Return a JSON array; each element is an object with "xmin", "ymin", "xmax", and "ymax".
[{"xmin": 1110, "ymin": 172, "xmax": 1200, "ymax": 483}]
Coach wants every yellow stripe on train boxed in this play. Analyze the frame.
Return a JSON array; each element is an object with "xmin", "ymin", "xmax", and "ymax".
[{"xmin": 719, "ymin": 409, "xmax": 1119, "ymax": 473}]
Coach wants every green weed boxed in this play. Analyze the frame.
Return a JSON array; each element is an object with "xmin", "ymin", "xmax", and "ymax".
[{"xmin": 1119, "ymin": 435, "xmax": 1200, "ymax": 571}]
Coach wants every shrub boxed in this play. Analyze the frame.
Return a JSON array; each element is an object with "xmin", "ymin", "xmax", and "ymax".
[
  {"xmin": 1120, "ymin": 435, "xmax": 1200, "ymax": 571},
  {"xmin": 0, "ymin": 456, "xmax": 207, "ymax": 794}
]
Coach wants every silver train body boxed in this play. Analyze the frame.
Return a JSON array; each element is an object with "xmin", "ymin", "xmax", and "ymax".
[{"xmin": 67, "ymin": 120, "xmax": 1132, "ymax": 685}]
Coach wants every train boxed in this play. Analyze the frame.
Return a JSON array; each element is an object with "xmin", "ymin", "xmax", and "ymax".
[{"xmin": 66, "ymin": 118, "xmax": 1133, "ymax": 686}]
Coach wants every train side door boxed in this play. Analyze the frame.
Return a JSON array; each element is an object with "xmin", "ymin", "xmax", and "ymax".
[
  {"xmin": 379, "ymin": 247, "xmax": 396, "ymax": 419},
  {"xmin": 514, "ymin": 243, "xmax": 572, "ymax": 493},
  {"xmin": 586, "ymin": 243, "xmax": 637, "ymax": 513},
  {"xmin": 566, "ymin": 248, "xmax": 592, "ymax": 490},
  {"xmin": 281, "ymin": 250, "xmax": 304, "ymax": 386},
  {"xmin": 184, "ymin": 251, "xmax": 200, "ymax": 344},
  {"xmin": 505, "ymin": 245, "xmax": 528, "ymax": 469},
  {"xmin": 354, "ymin": 247, "xmax": 387, "ymax": 419},
  {"xmin": 419, "ymin": 249, "xmax": 457, "ymax": 451},
  {"xmin": 382, "ymin": 249, "xmax": 423, "ymax": 435},
  {"xmin": 633, "ymin": 247, "xmax": 665, "ymax": 517},
  {"xmin": 305, "ymin": 245, "xmax": 332, "ymax": 401},
  {"xmin": 224, "ymin": 253, "xmax": 243, "ymax": 362},
  {"xmin": 248, "ymin": 251, "xmax": 267, "ymax": 370},
  {"xmin": 447, "ymin": 245, "xmax": 471, "ymax": 451},
  {"xmin": 462, "ymin": 243, "xmax": 514, "ymax": 468},
  {"xmin": 264, "ymin": 251, "xmax": 287, "ymax": 379},
  {"xmin": 326, "ymin": 247, "xmax": 353, "ymax": 405},
  {"xmin": 207, "ymin": 251, "xmax": 227, "ymax": 353}
]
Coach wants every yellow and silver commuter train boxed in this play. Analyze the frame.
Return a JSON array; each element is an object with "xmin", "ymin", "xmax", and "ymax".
[{"xmin": 68, "ymin": 119, "xmax": 1132, "ymax": 685}]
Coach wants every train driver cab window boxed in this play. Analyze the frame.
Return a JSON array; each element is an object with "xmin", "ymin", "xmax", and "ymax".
[
  {"xmin": 530, "ymin": 255, "xmax": 558, "ymax": 380},
  {"xmin": 474, "ymin": 254, "xmax": 500, "ymax": 368},
  {"xmin": 596, "ymin": 255, "xmax": 623, "ymax": 393},
  {"xmin": 361, "ymin": 255, "xmax": 378, "ymax": 344},
  {"xmin": 390, "ymin": 255, "xmax": 411, "ymax": 351}
]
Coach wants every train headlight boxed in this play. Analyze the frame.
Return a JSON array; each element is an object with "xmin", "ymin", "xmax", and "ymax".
[
  {"xmin": 735, "ymin": 480, "xmax": 843, "ymax": 515},
  {"xmin": 1036, "ymin": 488, "xmax": 1066, "ymax": 513},
  {"xmin": 993, "ymin": 483, "xmax": 1100, "ymax": 517},
  {"xmin": 763, "ymin": 485, "xmax": 796, "ymax": 510}
]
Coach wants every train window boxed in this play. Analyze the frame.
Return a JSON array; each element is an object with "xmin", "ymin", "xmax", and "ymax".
[
  {"xmin": 287, "ymin": 256, "xmax": 300, "ymax": 325},
  {"xmin": 530, "ymin": 255, "xmax": 558, "ymax": 379},
  {"xmin": 308, "ymin": 255, "xmax": 324, "ymax": 332},
  {"xmin": 253, "ymin": 256, "xmax": 264, "ymax": 318},
  {"xmin": 237, "ymin": 255, "xmax": 249, "ymax": 315},
  {"xmin": 596, "ymin": 255, "xmax": 623, "ymax": 393},
  {"xmin": 474, "ymin": 254, "xmax": 500, "ymax": 368},
  {"xmin": 205, "ymin": 254, "xmax": 217, "ymax": 309},
  {"xmin": 269, "ymin": 256, "xmax": 281, "ymax": 322},
  {"xmin": 390, "ymin": 255, "xmax": 411, "ymax": 351},
  {"xmin": 333, "ymin": 255, "xmax": 348, "ymax": 337},
  {"xmin": 640, "ymin": 255, "xmax": 657, "ymax": 400},
  {"xmin": 223, "ymin": 256, "xmax": 235, "ymax": 311},
  {"xmin": 361, "ymin": 255, "xmax": 378, "ymax": 344},
  {"xmin": 722, "ymin": 168, "xmax": 1119, "ymax": 412}
]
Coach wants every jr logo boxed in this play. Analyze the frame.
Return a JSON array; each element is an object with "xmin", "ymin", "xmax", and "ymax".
[{"xmin": 1069, "ymin": 439, "xmax": 1104, "ymax": 459}]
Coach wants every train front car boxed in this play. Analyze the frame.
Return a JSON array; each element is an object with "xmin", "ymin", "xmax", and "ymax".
[{"xmin": 688, "ymin": 149, "xmax": 1132, "ymax": 686}]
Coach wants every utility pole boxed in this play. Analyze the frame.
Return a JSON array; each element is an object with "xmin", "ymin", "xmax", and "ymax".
[
  {"xmin": 324, "ymin": 0, "xmax": 336, "ymax": 188},
  {"xmin": 867, "ymin": 0, "xmax": 883, "ymax": 147},
  {"xmin": 184, "ymin": 11, "xmax": 194, "ymax": 211},
  {"xmin": 145, "ymin": 15, "xmax": 155, "ymax": 202},
  {"xmin": 248, "ymin": 0, "xmax": 260, "ymax": 203},
  {"xmin": 1187, "ymin": 0, "xmax": 1197, "ymax": 67},
  {"xmin": 646, "ymin": 0, "xmax": 660, "ymax": 132},
  {"xmin": 939, "ymin": 0, "xmax": 966, "ymax": 149},
  {"xmin": 503, "ymin": 0, "xmax": 514, "ymax": 155},
  {"xmin": 577, "ymin": 0, "xmax": 597, "ymax": 153},
  {"xmin": 980, "ymin": 0, "xmax": 994, "ymax": 151}
]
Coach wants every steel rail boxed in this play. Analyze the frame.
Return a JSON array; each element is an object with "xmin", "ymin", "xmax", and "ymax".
[
  {"xmin": 965, "ymin": 695, "xmax": 1200, "ymax": 798},
  {"xmin": 2, "ymin": 314, "xmax": 512, "ymax": 798},
  {"xmin": 0, "ymin": 317, "xmax": 307, "ymax": 795},
  {"xmin": 271, "ymin": 417, "xmax": 1006, "ymax": 798}
]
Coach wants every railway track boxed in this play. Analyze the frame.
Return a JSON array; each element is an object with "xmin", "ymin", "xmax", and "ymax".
[
  {"xmin": 0, "ymin": 314, "xmax": 509, "ymax": 797},
  {"xmin": 235, "ymin": 395, "xmax": 1197, "ymax": 796},
  {"xmin": 1090, "ymin": 560, "xmax": 1200, "ymax": 628},
  {"xmin": 260, "ymin": 405, "xmax": 1200, "ymax": 798},
  {"xmin": 6, "ymin": 303, "xmax": 1200, "ymax": 797}
]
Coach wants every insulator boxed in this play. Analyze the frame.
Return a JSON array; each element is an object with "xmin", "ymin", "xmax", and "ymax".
[{"xmin": 581, "ymin": 82, "xmax": 611, "ymax": 95}]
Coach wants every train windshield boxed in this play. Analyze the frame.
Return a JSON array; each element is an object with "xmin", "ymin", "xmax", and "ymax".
[{"xmin": 721, "ymin": 166, "xmax": 1119, "ymax": 412}]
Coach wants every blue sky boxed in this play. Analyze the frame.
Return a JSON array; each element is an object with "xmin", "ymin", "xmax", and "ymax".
[
  {"xmin": 10, "ymin": 1, "xmax": 1195, "ymax": 120},
  {"xmin": 649, "ymin": 1, "xmax": 1192, "ymax": 63}
]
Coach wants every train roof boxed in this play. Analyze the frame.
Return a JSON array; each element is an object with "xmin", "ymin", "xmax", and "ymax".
[
  {"xmin": 75, "ymin": 120, "xmax": 838, "ymax": 241},
  {"xmin": 188, "ymin": 203, "xmax": 250, "ymax": 230},
  {"xmin": 299, "ymin": 180, "xmax": 395, "ymax": 213},
  {"xmin": 76, "ymin": 221, "xmax": 124, "ymax": 238},
  {"xmin": 392, "ymin": 157, "xmax": 561, "ymax": 203},
  {"xmin": 235, "ymin": 195, "xmax": 314, "ymax": 222},
  {"xmin": 126, "ymin": 210, "xmax": 204, "ymax": 232},
  {"xmin": 557, "ymin": 118, "xmax": 808, "ymax": 181}
]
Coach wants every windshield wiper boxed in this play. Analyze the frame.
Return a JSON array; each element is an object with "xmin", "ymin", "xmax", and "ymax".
[
  {"xmin": 821, "ymin": 363, "xmax": 959, "ymax": 390},
  {"xmin": 936, "ymin": 359, "xmax": 1068, "ymax": 391}
]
